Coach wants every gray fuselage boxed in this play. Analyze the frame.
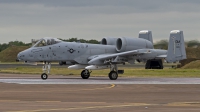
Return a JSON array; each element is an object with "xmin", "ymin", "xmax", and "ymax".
[
  {"xmin": 18, "ymin": 42, "xmax": 116, "ymax": 64},
  {"xmin": 18, "ymin": 41, "xmax": 167, "ymax": 65}
]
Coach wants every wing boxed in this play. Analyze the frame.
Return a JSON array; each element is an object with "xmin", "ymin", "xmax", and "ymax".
[{"xmin": 88, "ymin": 49, "xmax": 151, "ymax": 65}]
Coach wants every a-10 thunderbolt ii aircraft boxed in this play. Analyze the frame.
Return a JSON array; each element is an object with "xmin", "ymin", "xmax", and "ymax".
[{"xmin": 17, "ymin": 30, "xmax": 186, "ymax": 80}]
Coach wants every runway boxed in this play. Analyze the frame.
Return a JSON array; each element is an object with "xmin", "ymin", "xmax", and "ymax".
[
  {"xmin": 0, "ymin": 73, "xmax": 200, "ymax": 112},
  {"xmin": 0, "ymin": 77, "xmax": 200, "ymax": 84}
]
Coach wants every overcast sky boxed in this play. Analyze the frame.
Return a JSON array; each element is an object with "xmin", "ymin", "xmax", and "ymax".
[{"xmin": 0, "ymin": 0, "xmax": 200, "ymax": 44}]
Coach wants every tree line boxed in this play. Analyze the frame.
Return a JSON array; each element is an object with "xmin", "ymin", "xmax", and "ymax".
[
  {"xmin": 0, "ymin": 41, "xmax": 31, "ymax": 52},
  {"xmin": 0, "ymin": 38, "xmax": 100, "ymax": 52},
  {"xmin": 0, "ymin": 38, "xmax": 200, "ymax": 52},
  {"xmin": 154, "ymin": 39, "xmax": 200, "ymax": 49}
]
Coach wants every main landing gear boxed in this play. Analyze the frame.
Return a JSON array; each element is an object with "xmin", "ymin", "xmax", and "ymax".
[
  {"xmin": 80, "ymin": 64, "xmax": 119, "ymax": 80},
  {"xmin": 81, "ymin": 69, "xmax": 91, "ymax": 79},
  {"xmin": 41, "ymin": 62, "xmax": 51, "ymax": 80},
  {"xmin": 145, "ymin": 59, "xmax": 163, "ymax": 69},
  {"xmin": 109, "ymin": 71, "xmax": 118, "ymax": 80},
  {"xmin": 108, "ymin": 64, "xmax": 118, "ymax": 80}
]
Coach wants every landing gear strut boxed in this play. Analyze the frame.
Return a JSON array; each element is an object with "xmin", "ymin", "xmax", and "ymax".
[
  {"xmin": 108, "ymin": 64, "xmax": 118, "ymax": 80},
  {"xmin": 81, "ymin": 69, "xmax": 90, "ymax": 79},
  {"xmin": 41, "ymin": 62, "xmax": 51, "ymax": 80}
]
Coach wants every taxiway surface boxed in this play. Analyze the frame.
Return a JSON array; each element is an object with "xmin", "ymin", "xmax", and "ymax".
[
  {"xmin": 1, "ymin": 77, "xmax": 200, "ymax": 84},
  {"xmin": 0, "ymin": 73, "xmax": 200, "ymax": 112}
]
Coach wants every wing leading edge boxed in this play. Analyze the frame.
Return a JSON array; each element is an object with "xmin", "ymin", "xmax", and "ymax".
[{"xmin": 88, "ymin": 49, "xmax": 151, "ymax": 65}]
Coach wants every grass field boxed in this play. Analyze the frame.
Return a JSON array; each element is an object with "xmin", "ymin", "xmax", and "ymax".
[
  {"xmin": 0, "ymin": 67, "xmax": 200, "ymax": 78},
  {"xmin": 0, "ymin": 46, "xmax": 29, "ymax": 62}
]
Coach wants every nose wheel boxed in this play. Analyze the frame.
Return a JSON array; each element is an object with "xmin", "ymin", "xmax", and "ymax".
[
  {"xmin": 41, "ymin": 73, "xmax": 48, "ymax": 80},
  {"xmin": 81, "ymin": 69, "xmax": 90, "ymax": 79},
  {"xmin": 41, "ymin": 62, "xmax": 51, "ymax": 80}
]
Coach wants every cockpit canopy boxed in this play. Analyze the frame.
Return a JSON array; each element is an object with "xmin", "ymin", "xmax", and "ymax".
[{"xmin": 33, "ymin": 37, "xmax": 62, "ymax": 47}]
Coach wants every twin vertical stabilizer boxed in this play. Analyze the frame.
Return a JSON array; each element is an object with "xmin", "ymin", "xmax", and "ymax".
[
  {"xmin": 166, "ymin": 30, "xmax": 186, "ymax": 63},
  {"xmin": 139, "ymin": 30, "xmax": 153, "ymax": 44}
]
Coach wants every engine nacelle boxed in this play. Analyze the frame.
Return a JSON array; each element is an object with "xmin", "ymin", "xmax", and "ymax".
[
  {"xmin": 116, "ymin": 37, "xmax": 153, "ymax": 52},
  {"xmin": 101, "ymin": 37, "xmax": 117, "ymax": 45}
]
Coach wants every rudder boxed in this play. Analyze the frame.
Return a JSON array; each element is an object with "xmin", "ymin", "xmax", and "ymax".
[{"xmin": 166, "ymin": 30, "xmax": 186, "ymax": 63}]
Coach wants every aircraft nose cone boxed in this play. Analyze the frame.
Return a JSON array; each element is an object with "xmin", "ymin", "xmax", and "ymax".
[
  {"xmin": 17, "ymin": 52, "xmax": 22, "ymax": 61},
  {"xmin": 17, "ymin": 52, "xmax": 20, "ymax": 58}
]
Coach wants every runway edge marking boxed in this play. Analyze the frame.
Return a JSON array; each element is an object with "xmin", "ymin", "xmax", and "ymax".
[{"xmin": 6, "ymin": 103, "xmax": 151, "ymax": 112}]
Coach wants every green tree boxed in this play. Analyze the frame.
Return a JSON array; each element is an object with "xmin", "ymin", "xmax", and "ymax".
[
  {"xmin": 88, "ymin": 39, "xmax": 99, "ymax": 44},
  {"xmin": 154, "ymin": 40, "xmax": 168, "ymax": 49},
  {"xmin": 186, "ymin": 40, "xmax": 200, "ymax": 48},
  {"xmin": 0, "ymin": 43, "xmax": 9, "ymax": 52},
  {"xmin": 60, "ymin": 38, "xmax": 100, "ymax": 44},
  {"xmin": 0, "ymin": 41, "xmax": 31, "ymax": 52}
]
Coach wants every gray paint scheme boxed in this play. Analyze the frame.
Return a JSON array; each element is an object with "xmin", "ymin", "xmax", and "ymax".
[
  {"xmin": 17, "ymin": 30, "xmax": 186, "ymax": 69},
  {"xmin": 166, "ymin": 30, "xmax": 186, "ymax": 62},
  {"xmin": 139, "ymin": 30, "xmax": 153, "ymax": 44}
]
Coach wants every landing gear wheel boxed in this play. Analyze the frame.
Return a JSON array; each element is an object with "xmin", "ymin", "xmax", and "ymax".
[
  {"xmin": 41, "ymin": 73, "xmax": 48, "ymax": 80},
  {"xmin": 109, "ymin": 71, "xmax": 118, "ymax": 80},
  {"xmin": 145, "ymin": 59, "xmax": 163, "ymax": 69},
  {"xmin": 81, "ymin": 70, "xmax": 90, "ymax": 79}
]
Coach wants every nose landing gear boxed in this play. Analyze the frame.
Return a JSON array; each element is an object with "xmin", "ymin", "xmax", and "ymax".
[{"xmin": 41, "ymin": 62, "xmax": 51, "ymax": 80}]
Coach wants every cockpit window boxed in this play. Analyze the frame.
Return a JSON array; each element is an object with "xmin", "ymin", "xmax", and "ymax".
[
  {"xmin": 35, "ymin": 39, "xmax": 46, "ymax": 47},
  {"xmin": 46, "ymin": 39, "xmax": 59, "ymax": 45},
  {"xmin": 33, "ymin": 38, "xmax": 62, "ymax": 47}
]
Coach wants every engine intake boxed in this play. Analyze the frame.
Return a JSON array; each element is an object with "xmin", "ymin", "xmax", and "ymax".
[{"xmin": 101, "ymin": 37, "xmax": 117, "ymax": 45}]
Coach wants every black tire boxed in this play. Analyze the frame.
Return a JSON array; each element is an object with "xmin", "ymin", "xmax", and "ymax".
[
  {"xmin": 146, "ymin": 59, "xmax": 164, "ymax": 69},
  {"xmin": 109, "ymin": 71, "xmax": 118, "ymax": 80},
  {"xmin": 81, "ymin": 70, "xmax": 90, "ymax": 79},
  {"xmin": 41, "ymin": 73, "xmax": 48, "ymax": 80}
]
